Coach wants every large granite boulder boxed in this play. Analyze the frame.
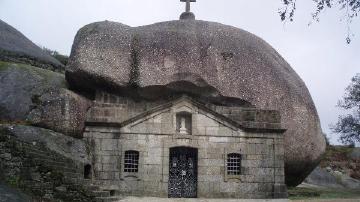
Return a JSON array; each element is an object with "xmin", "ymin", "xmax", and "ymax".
[
  {"xmin": 0, "ymin": 62, "xmax": 91, "ymax": 137},
  {"xmin": 66, "ymin": 20, "xmax": 326, "ymax": 186},
  {"xmin": 0, "ymin": 19, "xmax": 64, "ymax": 71}
]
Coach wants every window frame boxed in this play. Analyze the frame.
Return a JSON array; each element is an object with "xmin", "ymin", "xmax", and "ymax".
[
  {"xmin": 224, "ymin": 152, "xmax": 242, "ymax": 181},
  {"xmin": 123, "ymin": 150, "xmax": 139, "ymax": 173},
  {"xmin": 226, "ymin": 153, "xmax": 242, "ymax": 175}
]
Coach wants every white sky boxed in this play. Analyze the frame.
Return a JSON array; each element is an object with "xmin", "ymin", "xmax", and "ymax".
[{"xmin": 0, "ymin": 0, "xmax": 359, "ymax": 145}]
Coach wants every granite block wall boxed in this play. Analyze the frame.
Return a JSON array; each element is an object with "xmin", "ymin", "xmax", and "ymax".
[{"xmin": 84, "ymin": 97, "xmax": 286, "ymax": 198}]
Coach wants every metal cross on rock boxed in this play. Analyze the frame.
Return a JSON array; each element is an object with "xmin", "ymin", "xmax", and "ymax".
[{"xmin": 181, "ymin": 0, "xmax": 196, "ymax": 13}]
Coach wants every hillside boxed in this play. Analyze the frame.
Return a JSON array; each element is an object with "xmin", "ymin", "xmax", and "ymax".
[
  {"xmin": 0, "ymin": 19, "xmax": 64, "ymax": 71},
  {"xmin": 320, "ymin": 146, "xmax": 360, "ymax": 180}
]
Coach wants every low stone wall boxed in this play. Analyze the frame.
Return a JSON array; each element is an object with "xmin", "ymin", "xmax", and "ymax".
[{"xmin": 0, "ymin": 125, "xmax": 95, "ymax": 202}]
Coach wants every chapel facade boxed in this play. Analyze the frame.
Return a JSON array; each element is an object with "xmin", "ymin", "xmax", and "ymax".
[
  {"xmin": 74, "ymin": 0, "xmax": 290, "ymax": 198},
  {"xmin": 83, "ymin": 91, "xmax": 287, "ymax": 198}
]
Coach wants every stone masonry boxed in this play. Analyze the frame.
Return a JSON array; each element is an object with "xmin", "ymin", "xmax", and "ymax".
[{"xmin": 83, "ymin": 92, "xmax": 287, "ymax": 199}]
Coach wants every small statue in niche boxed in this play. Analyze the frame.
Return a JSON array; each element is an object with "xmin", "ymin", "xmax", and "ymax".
[
  {"xmin": 176, "ymin": 112, "xmax": 192, "ymax": 135},
  {"xmin": 179, "ymin": 117, "xmax": 188, "ymax": 134}
]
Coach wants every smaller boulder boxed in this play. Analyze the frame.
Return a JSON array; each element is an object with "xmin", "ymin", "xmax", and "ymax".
[
  {"xmin": 305, "ymin": 166, "xmax": 360, "ymax": 189},
  {"xmin": 0, "ymin": 62, "xmax": 91, "ymax": 138},
  {"xmin": 27, "ymin": 88, "xmax": 92, "ymax": 138},
  {"xmin": 304, "ymin": 167, "xmax": 342, "ymax": 188}
]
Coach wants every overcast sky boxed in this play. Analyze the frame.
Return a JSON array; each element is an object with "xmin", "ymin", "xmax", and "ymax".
[{"xmin": 0, "ymin": 0, "xmax": 359, "ymax": 145}]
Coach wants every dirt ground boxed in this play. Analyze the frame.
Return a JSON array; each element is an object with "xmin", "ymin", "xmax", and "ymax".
[
  {"xmin": 115, "ymin": 198, "xmax": 360, "ymax": 202},
  {"xmin": 116, "ymin": 198, "xmax": 290, "ymax": 202}
]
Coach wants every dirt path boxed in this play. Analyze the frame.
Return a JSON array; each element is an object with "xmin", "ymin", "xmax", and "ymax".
[
  {"xmin": 116, "ymin": 197, "xmax": 290, "ymax": 202},
  {"xmin": 292, "ymin": 200, "xmax": 360, "ymax": 202}
]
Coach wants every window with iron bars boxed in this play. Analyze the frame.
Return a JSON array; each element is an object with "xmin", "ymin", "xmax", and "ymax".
[
  {"xmin": 227, "ymin": 153, "xmax": 241, "ymax": 175},
  {"xmin": 124, "ymin": 150, "xmax": 139, "ymax": 173}
]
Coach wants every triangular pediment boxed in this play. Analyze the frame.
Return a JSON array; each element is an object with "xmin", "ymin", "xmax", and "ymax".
[
  {"xmin": 120, "ymin": 96, "xmax": 242, "ymax": 136},
  {"xmin": 85, "ymin": 95, "xmax": 286, "ymax": 134}
]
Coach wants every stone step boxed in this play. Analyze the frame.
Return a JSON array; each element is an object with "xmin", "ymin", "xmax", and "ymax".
[
  {"xmin": 95, "ymin": 196, "xmax": 123, "ymax": 202},
  {"xmin": 64, "ymin": 177, "xmax": 84, "ymax": 184},
  {"xmin": 62, "ymin": 177, "xmax": 99, "ymax": 188},
  {"xmin": 103, "ymin": 189, "xmax": 120, "ymax": 197}
]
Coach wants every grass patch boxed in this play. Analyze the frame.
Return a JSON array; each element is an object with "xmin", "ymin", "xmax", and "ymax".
[
  {"xmin": 0, "ymin": 61, "xmax": 10, "ymax": 71},
  {"xmin": 0, "ymin": 61, "xmax": 66, "ymax": 87},
  {"xmin": 289, "ymin": 186, "xmax": 360, "ymax": 200},
  {"xmin": 321, "ymin": 145, "xmax": 354, "ymax": 163},
  {"xmin": 6, "ymin": 176, "xmax": 20, "ymax": 187}
]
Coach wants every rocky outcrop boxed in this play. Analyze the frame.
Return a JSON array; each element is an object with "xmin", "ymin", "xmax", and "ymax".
[
  {"xmin": 27, "ymin": 88, "xmax": 93, "ymax": 138},
  {"xmin": 0, "ymin": 125, "xmax": 89, "ymax": 163},
  {"xmin": 304, "ymin": 167, "xmax": 343, "ymax": 188},
  {"xmin": 305, "ymin": 166, "xmax": 360, "ymax": 189},
  {"xmin": 0, "ymin": 19, "xmax": 64, "ymax": 71},
  {"xmin": 304, "ymin": 146, "xmax": 360, "ymax": 189},
  {"xmin": 0, "ymin": 61, "xmax": 91, "ymax": 137},
  {"xmin": 66, "ymin": 20, "xmax": 326, "ymax": 186}
]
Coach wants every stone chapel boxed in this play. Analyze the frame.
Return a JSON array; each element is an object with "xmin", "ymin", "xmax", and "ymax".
[{"xmin": 67, "ymin": 0, "xmax": 290, "ymax": 199}]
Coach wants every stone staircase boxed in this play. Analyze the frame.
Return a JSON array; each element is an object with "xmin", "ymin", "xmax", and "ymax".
[
  {"xmin": 0, "ymin": 126, "xmax": 127, "ymax": 202},
  {"xmin": 63, "ymin": 174, "xmax": 124, "ymax": 202},
  {"xmin": 0, "ymin": 133, "xmax": 122, "ymax": 201},
  {"xmin": 26, "ymin": 145, "xmax": 125, "ymax": 201}
]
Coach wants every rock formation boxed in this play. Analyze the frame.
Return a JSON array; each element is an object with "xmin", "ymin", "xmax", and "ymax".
[
  {"xmin": 0, "ymin": 21, "xmax": 99, "ymax": 201},
  {"xmin": 66, "ymin": 20, "xmax": 326, "ymax": 186},
  {"xmin": 0, "ymin": 62, "xmax": 92, "ymax": 137},
  {"xmin": 0, "ymin": 21, "xmax": 91, "ymax": 137},
  {"xmin": 0, "ymin": 19, "xmax": 64, "ymax": 71},
  {"xmin": 304, "ymin": 146, "xmax": 360, "ymax": 189}
]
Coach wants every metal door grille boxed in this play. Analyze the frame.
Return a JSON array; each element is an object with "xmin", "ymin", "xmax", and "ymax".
[{"xmin": 168, "ymin": 147, "xmax": 198, "ymax": 198}]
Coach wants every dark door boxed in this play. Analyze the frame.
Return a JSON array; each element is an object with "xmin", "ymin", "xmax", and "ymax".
[{"xmin": 168, "ymin": 147, "xmax": 198, "ymax": 198}]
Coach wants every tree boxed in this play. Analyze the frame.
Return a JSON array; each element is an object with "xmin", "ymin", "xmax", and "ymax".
[
  {"xmin": 41, "ymin": 47, "xmax": 69, "ymax": 66},
  {"xmin": 280, "ymin": 0, "xmax": 360, "ymax": 43},
  {"xmin": 323, "ymin": 133, "xmax": 331, "ymax": 146},
  {"xmin": 332, "ymin": 74, "xmax": 360, "ymax": 144}
]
